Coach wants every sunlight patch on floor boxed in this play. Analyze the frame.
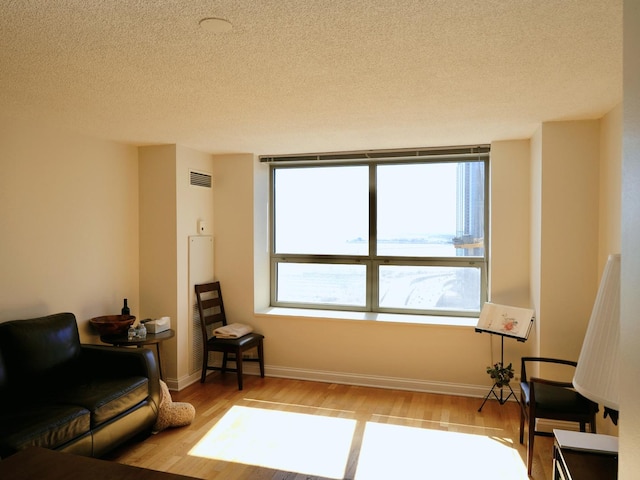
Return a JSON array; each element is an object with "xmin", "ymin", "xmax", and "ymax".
[
  {"xmin": 189, "ymin": 405, "xmax": 356, "ymax": 479},
  {"xmin": 354, "ymin": 422, "xmax": 528, "ymax": 480}
]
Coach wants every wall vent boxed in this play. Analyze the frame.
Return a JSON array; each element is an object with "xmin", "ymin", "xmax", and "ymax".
[{"xmin": 190, "ymin": 170, "xmax": 212, "ymax": 188}]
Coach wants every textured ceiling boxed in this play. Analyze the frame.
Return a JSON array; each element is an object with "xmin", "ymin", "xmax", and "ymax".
[{"xmin": 0, "ymin": 1, "xmax": 622, "ymax": 156}]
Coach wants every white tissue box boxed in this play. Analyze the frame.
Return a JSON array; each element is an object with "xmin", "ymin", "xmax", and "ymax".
[{"xmin": 146, "ymin": 316, "xmax": 170, "ymax": 333}]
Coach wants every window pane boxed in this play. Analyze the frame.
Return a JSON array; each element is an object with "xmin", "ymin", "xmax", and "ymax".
[
  {"xmin": 274, "ymin": 166, "xmax": 369, "ymax": 255},
  {"xmin": 377, "ymin": 162, "xmax": 484, "ymax": 257},
  {"xmin": 379, "ymin": 265, "xmax": 481, "ymax": 312},
  {"xmin": 276, "ymin": 263, "xmax": 366, "ymax": 307}
]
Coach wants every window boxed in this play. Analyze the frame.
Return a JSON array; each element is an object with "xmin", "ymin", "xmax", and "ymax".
[{"xmin": 263, "ymin": 146, "xmax": 488, "ymax": 318}]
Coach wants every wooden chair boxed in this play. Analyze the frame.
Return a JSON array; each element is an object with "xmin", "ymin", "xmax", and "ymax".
[
  {"xmin": 194, "ymin": 281, "xmax": 265, "ymax": 390},
  {"xmin": 519, "ymin": 356, "xmax": 598, "ymax": 475}
]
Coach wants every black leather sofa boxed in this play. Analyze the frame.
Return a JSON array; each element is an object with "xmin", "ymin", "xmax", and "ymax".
[{"xmin": 0, "ymin": 312, "xmax": 160, "ymax": 458}]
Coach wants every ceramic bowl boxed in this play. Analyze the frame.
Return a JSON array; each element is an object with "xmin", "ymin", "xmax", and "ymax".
[{"xmin": 90, "ymin": 315, "xmax": 136, "ymax": 335}]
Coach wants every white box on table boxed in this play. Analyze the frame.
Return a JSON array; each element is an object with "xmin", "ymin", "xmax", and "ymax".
[{"xmin": 146, "ymin": 316, "xmax": 170, "ymax": 333}]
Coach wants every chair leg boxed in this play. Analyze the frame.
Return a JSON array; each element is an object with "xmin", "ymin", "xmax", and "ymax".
[
  {"xmin": 235, "ymin": 348, "xmax": 244, "ymax": 390},
  {"xmin": 258, "ymin": 339, "xmax": 265, "ymax": 378},
  {"xmin": 221, "ymin": 352, "xmax": 228, "ymax": 373},
  {"xmin": 200, "ymin": 349, "xmax": 208, "ymax": 383}
]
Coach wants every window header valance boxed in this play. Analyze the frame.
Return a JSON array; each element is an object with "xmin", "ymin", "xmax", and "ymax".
[{"xmin": 260, "ymin": 145, "xmax": 490, "ymax": 165}]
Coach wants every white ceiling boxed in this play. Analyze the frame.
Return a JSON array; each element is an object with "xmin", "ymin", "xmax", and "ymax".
[{"xmin": 0, "ymin": 1, "xmax": 622, "ymax": 156}]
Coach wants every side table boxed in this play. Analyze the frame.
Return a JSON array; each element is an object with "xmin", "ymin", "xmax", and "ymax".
[
  {"xmin": 553, "ymin": 429, "xmax": 618, "ymax": 480},
  {"xmin": 101, "ymin": 329, "xmax": 175, "ymax": 380}
]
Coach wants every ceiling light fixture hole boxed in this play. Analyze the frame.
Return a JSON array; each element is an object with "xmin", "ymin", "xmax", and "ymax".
[{"xmin": 199, "ymin": 17, "xmax": 233, "ymax": 33}]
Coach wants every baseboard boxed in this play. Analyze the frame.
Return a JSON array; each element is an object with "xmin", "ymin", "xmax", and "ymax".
[
  {"xmin": 166, "ymin": 363, "xmax": 522, "ymax": 401},
  {"xmin": 164, "ymin": 372, "xmax": 202, "ymax": 391},
  {"xmin": 261, "ymin": 364, "xmax": 521, "ymax": 400},
  {"xmin": 536, "ymin": 419, "xmax": 588, "ymax": 433}
]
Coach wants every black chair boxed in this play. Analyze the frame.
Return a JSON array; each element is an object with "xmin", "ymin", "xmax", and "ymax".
[
  {"xmin": 519, "ymin": 356, "xmax": 598, "ymax": 475},
  {"xmin": 194, "ymin": 281, "xmax": 265, "ymax": 390}
]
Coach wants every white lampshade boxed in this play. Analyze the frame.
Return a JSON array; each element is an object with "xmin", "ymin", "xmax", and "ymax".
[{"xmin": 573, "ymin": 253, "xmax": 620, "ymax": 411}]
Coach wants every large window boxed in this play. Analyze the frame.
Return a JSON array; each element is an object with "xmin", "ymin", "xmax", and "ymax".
[{"xmin": 264, "ymin": 146, "xmax": 488, "ymax": 318}]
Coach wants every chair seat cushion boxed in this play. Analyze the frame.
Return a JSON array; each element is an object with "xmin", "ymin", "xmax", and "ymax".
[
  {"xmin": 209, "ymin": 332, "xmax": 264, "ymax": 348},
  {"xmin": 521, "ymin": 381, "xmax": 593, "ymax": 414}
]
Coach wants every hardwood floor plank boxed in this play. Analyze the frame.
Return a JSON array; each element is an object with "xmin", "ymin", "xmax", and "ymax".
[{"xmin": 106, "ymin": 375, "xmax": 554, "ymax": 479}]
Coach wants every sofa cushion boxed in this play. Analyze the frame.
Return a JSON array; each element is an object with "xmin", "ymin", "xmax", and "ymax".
[
  {"xmin": 0, "ymin": 350, "xmax": 7, "ymax": 390},
  {"xmin": 0, "ymin": 403, "xmax": 90, "ymax": 457},
  {"xmin": 0, "ymin": 313, "xmax": 81, "ymax": 386},
  {"xmin": 54, "ymin": 376, "xmax": 150, "ymax": 426}
]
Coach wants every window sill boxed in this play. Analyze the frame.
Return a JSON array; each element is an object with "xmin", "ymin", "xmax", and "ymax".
[{"xmin": 255, "ymin": 307, "xmax": 478, "ymax": 328}]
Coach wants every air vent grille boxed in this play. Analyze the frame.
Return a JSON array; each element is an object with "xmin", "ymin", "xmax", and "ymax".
[{"xmin": 190, "ymin": 170, "xmax": 212, "ymax": 188}]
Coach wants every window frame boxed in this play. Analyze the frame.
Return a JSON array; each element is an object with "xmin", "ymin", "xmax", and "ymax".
[{"xmin": 265, "ymin": 147, "xmax": 489, "ymax": 318}]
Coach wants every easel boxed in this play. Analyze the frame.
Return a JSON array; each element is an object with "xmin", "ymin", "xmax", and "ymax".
[
  {"xmin": 475, "ymin": 303, "xmax": 534, "ymax": 412},
  {"xmin": 477, "ymin": 333, "xmax": 522, "ymax": 411}
]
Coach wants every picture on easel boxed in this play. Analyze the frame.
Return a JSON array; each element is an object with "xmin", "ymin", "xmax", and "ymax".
[{"xmin": 476, "ymin": 302, "xmax": 534, "ymax": 341}]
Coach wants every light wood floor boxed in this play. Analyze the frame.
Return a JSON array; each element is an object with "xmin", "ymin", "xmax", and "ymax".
[{"xmin": 106, "ymin": 374, "xmax": 554, "ymax": 479}]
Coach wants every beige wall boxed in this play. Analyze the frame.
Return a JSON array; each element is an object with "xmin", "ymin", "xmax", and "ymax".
[
  {"xmin": 620, "ymin": 0, "xmax": 640, "ymax": 476},
  {"xmin": 211, "ymin": 154, "xmax": 256, "ymax": 311},
  {"xmin": 487, "ymin": 139, "xmax": 533, "ymax": 368},
  {"xmin": 0, "ymin": 116, "xmax": 139, "ymax": 338},
  {"xmin": 0, "ymin": 111, "xmax": 623, "ymax": 398},
  {"xmin": 139, "ymin": 145, "xmax": 179, "ymax": 377},
  {"xmin": 212, "ymin": 141, "xmax": 539, "ymax": 392},
  {"xmin": 530, "ymin": 128, "xmax": 543, "ymax": 357},
  {"xmin": 0, "ymin": 96, "xmax": 626, "ymax": 442},
  {"xmin": 600, "ymin": 104, "xmax": 623, "ymax": 268},
  {"xmin": 176, "ymin": 145, "xmax": 215, "ymax": 383},
  {"xmin": 209, "ymin": 118, "xmax": 620, "ymax": 394},
  {"xmin": 526, "ymin": 121, "xmax": 601, "ymax": 373},
  {"xmin": 489, "ymin": 140, "xmax": 531, "ymax": 308},
  {"xmin": 139, "ymin": 145, "xmax": 214, "ymax": 385}
]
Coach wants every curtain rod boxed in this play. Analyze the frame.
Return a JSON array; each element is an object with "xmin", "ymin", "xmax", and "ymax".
[{"xmin": 259, "ymin": 145, "xmax": 490, "ymax": 164}]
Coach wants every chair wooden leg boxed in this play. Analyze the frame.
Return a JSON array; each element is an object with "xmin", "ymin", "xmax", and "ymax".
[
  {"xmin": 258, "ymin": 340, "xmax": 265, "ymax": 378},
  {"xmin": 200, "ymin": 349, "xmax": 208, "ymax": 383},
  {"xmin": 236, "ymin": 348, "xmax": 244, "ymax": 390},
  {"xmin": 221, "ymin": 352, "xmax": 228, "ymax": 373}
]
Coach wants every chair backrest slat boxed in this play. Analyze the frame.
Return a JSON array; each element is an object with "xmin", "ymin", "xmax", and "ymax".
[{"xmin": 195, "ymin": 282, "xmax": 228, "ymax": 340}]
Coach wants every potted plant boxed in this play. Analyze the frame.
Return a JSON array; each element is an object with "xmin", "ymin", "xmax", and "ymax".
[{"xmin": 486, "ymin": 362, "xmax": 514, "ymax": 387}]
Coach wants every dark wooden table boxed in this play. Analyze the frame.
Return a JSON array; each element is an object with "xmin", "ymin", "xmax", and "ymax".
[
  {"xmin": 100, "ymin": 329, "xmax": 175, "ymax": 379},
  {"xmin": 0, "ymin": 447, "xmax": 198, "ymax": 480},
  {"xmin": 553, "ymin": 431, "xmax": 618, "ymax": 480}
]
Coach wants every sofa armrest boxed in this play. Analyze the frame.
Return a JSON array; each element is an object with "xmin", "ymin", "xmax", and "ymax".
[{"xmin": 79, "ymin": 345, "xmax": 161, "ymax": 411}]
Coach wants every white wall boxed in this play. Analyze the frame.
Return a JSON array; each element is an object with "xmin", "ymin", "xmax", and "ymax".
[
  {"xmin": 620, "ymin": 0, "xmax": 640, "ymax": 477},
  {"xmin": 0, "ymin": 116, "xmax": 139, "ymax": 338}
]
